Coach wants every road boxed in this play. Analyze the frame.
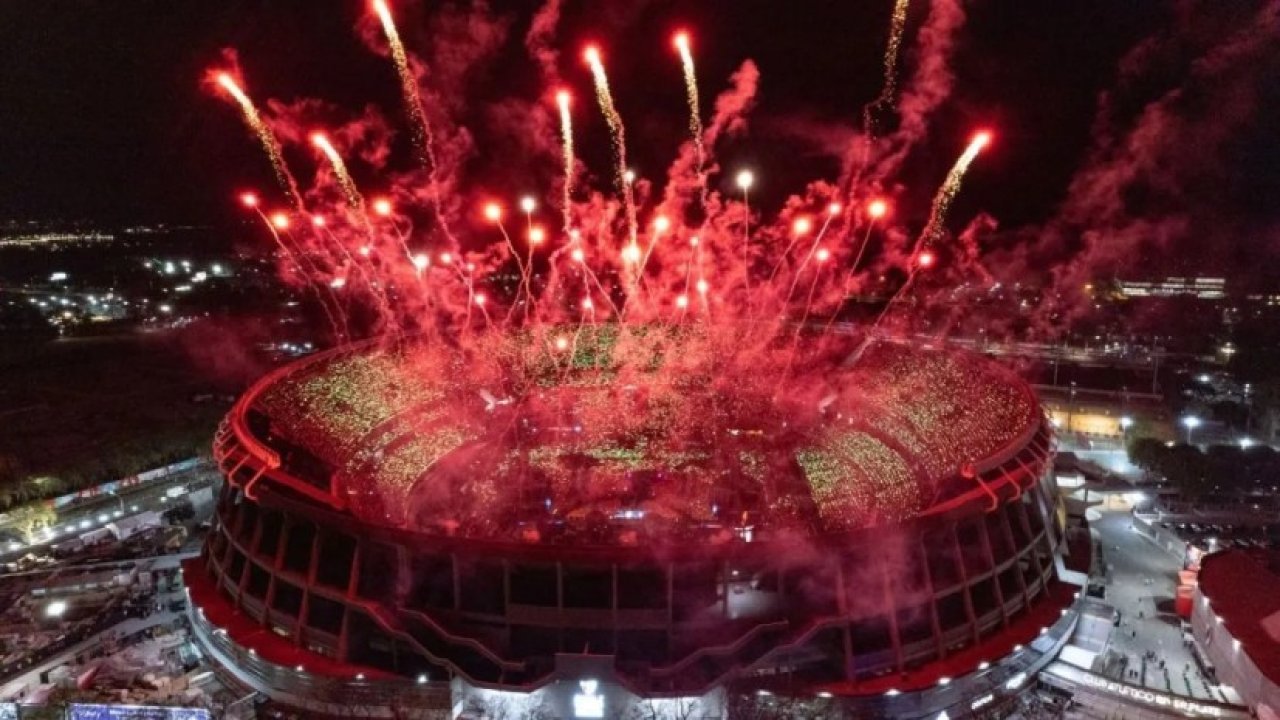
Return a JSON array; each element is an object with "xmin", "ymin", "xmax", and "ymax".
[
  {"xmin": 1090, "ymin": 509, "xmax": 1235, "ymax": 704},
  {"xmin": 1, "ymin": 467, "xmax": 218, "ymax": 558}
]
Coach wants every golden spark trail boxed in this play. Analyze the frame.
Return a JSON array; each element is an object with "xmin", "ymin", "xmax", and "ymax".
[
  {"xmin": 215, "ymin": 73, "xmax": 299, "ymax": 204},
  {"xmin": 674, "ymin": 33, "xmax": 705, "ymax": 177},
  {"xmin": 371, "ymin": 0, "xmax": 460, "ymax": 248},
  {"xmin": 372, "ymin": 0, "xmax": 431, "ymax": 168},
  {"xmin": 556, "ymin": 90, "xmax": 574, "ymax": 233},
  {"xmin": 311, "ymin": 133, "xmax": 364, "ymax": 210},
  {"xmin": 584, "ymin": 47, "xmax": 637, "ymax": 247},
  {"xmin": 864, "ymin": 0, "xmax": 910, "ymax": 134},
  {"xmin": 920, "ymin": 131, "xmax": 990, "ymax": 247}
]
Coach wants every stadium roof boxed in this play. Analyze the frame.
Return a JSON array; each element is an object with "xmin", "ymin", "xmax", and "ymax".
[{"xmin": 1199, "ymin": 550, "xmax": 1280, "ymax": 686}]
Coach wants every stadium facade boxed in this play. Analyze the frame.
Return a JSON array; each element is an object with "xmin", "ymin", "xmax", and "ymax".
[{"xmin": 186, "ymin": 339, "xmax": 1080, "ymax": 718}]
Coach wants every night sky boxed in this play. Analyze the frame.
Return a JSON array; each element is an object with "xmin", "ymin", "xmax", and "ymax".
[{"xmin": 1, "ymin": 0, "xmax": 1277, "ymax": 284}]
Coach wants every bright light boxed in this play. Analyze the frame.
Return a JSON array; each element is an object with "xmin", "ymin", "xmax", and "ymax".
[
  {"xmin": 622, "ymin": 244, "xmax": 642, "ymax": 264},
  {"xmin": 736, "ymin": 170, "xmax": 754, "ymax": 191},
  {"xmin": 270, "ymin": 212, "xmax": 290, "ymax": 230},
  {"xmin": 372, "ymin": 198, "xmax": 393, "ymax": 216},
  {"xmin": 673, "ymin": 31, "xmax": 690, "ymax": 52},
  {"xmin": 972, "ymin": 130, "xmax": 993, "ymax": 149},
  {"xmin": 330, "ymin": 277, "xmax": 347, "ymax": 289},
  {"xmin": 311, "ymin": 215, "xmax": 326, "ymax": 228},
  {"xmin": 439, "ymin": 252, "xmax": 453, "ymax": 265},
  {"xmin": 483, "ymin": 203, "xmax": 503, "ymax": 222},
  {"xmin": 239, "ymin": 192, "xmax": 259, "ymax": 208},
  {"xmin": 815, "ymin": 247, "xmax": 831, "ymax": 263},
  {"xmin": 574, "ymin": 678, "xmax": 604, "ymax": 718},
  {"xmin": 520, "ymin": 196, "xmax": 537, "ymax": 214},
  {"xmin": 555, "ymin": 89, "xmax": 571, "ymax": 107},
  {"xmin": 49, "ymin": 271, "xmax": 68, "ymax": 282},
  {"xmin": 868, "ymin": 199, "xmax": 889, "ymax": 219},
  {"xmin": 916, "ymin": 250, "xmax": 936, "ymax": 268},
  {"xmin": 827, "ymin": 202, "xmax": 842, "ymax": 216},
  {"xmin": 554, "ymin": 336, "xmax": 570, "ymax": 351},
  {"xmin": 623, "ymin": 169, "xmax": 636, "ymax": 184},
  {"xmin": 358, "ymin": 245, "xmax": 372, "ymax": 257},
  {"xmin": 1182, "ymin": 416, "xmax": 1201, "ymax": 430},
  {"xmin": 1005, "ymin": 671, "xmax": 1028, "ymax": 690},
  {"xmin": 46, "ymin": 600, "xmax": 68, "ymax": 618},
  {"xmin": 529, "ymin": 227, "xmax": 547, "ymax": 245},
  {"xmin": 696, "ymin": 279, "xmax": 710, "ymax": 295},
  {"xmin": 792, "ymin": 217, "xmax": 813, "ymax": 236},
  {"xmin": 583, "ymin": 45, "xmax": 601, "ymax": 65},
  {"xmin": 581, "ymin": 297, "xmax": 595, "ymax": 311},
  {"xmin": 675, "ymin": 294, "xmax": 689, "ymax": 309},
  {"xmin": 653, "ymin": 215, "xmax": 671, "ymax": 233},
  {"xmin": 1240, "ymin": 437, "xmax": 1255, "ymax": 449},
  {"xmin": 158, "ymin": 304, "xmax": 173, "ymax": 314},
  {"xmin": 571, "ymin": 248, "xmax": 586, "ymax": 263},
  {"xmin": 411, "ymin": 254, "xmax": 430, "ymax": 271},
  {"xmin": 417, "ymin": 674, "xmax": 428, "ymax": 684},
  {"xmin": 1119, "ymin": 416, "xmax": 1133, "ymax": 430},
  {"xmin": 474, "ymin": 293, "xmax": 487, "ymax": 306}
]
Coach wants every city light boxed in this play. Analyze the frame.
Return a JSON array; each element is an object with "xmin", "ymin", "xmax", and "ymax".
[
  {"xmin": 1182, "ymin": 415, "xmax": 1201, "ymax": 444},
  {"xmin": 46, "ymin": 600, "xmax": 68, "ymax": 618}
]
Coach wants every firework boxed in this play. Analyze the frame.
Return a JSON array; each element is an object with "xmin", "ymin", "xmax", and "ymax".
[
  {"xmin": 584, "ymin": 45, "xmax": 638, "ymax": 247},
  {"xmin": 866, "ymin": 0, "xmax": 911, "ymax": 132},
  {"xmin": 556, "ymin": 90, "xmax": 574, "ymax": 232},
  {"xmin": 673, "ymin": 32, "xmax": 705, "ymax": 177},
  {"xmin": 311, "ymin": 133, "xmax": 364, "ymax": 209},
  {"xmin": 214, "ymin": 72, "xmax": 299, "ymax": 204},
  {"xmin": 372, "ymin": 0, "xmax": 431, "ymax": 168},
  {"xmin": 920, "ymin": 131, "xmax": 991, "ymax": 247}
]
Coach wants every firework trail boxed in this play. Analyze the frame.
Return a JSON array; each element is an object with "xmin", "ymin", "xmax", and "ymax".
[
  {"xmin": 370, "ymin": 0, "xmax": 459, "ymax": 249},
  {"xmin": 919, "ymin": 131, "xmax": 990, "ymax": 248},
  {"xmin": 863, "ymin": 133, "xmax": 989, "ymax": 341},
  {"xmin": 310, "ymin": 133, "xmax": 364, "ymax": 210},
  {"xmin": 556, "ymin": 90, "xmax": 574, "ymax": 233},
  {"xmin": 866, "ymin": 0, "xmax": 911, "ymax": 133},
  {"xmin": 214, "ymin": 72, "xmax": 301, "ymax": 205},
  {"xmin": 584, "ymin": 46, "xmax": 638, "ymax": 246},
  {"xmin": 372, "ymin": 0, "xmax": 431, "ymax": 168},
  {"xmin": 674, "ymin": 32, "xmax": 705, "ymax": 178}
]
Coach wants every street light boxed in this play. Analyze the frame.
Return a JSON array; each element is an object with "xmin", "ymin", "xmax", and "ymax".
[
  {"xmin": 1182, "ymin": 415, "xmax": 1201, "ymax": 444},
  {"xmin": 1119, "ymin": 415, "xmax": 1133, "ymax": 444},
  {"xmin": 46, "ymin": 600, "xmax": 68, "ymax": 618}
]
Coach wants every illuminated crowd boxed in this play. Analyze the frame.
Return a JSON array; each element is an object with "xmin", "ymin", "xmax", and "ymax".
[{"xmin": 252, "ymin": 341, "xmax": 1037, "ymax": 543}]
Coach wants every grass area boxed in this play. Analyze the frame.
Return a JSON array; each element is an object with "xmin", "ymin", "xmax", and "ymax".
[{"xmin": 0, "ymin": 330, "xmax": 240, "ymax": 508}]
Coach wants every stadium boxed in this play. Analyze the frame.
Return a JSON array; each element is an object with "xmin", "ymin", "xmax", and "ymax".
[{"xmin": 184, "ymin": 334, "xmax": 1075, "ymax": 719}]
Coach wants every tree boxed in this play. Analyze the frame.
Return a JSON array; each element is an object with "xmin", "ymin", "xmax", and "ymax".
[
  {"xmin": 5, "ymin": 502, "xmax": 56, "ymax": 543},
  {"xmin": 1127, "ymin": 437, "xmax": 1166, "ymax": 474}
]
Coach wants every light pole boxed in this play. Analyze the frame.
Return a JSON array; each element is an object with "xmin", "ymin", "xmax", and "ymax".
[
  {"xmin": 1182, "ymin": 415, "xmax": 1201, "ymax": 445},
  {"xmin": 1119, "ymin": 415, "xmax": 1133, "ymax": 446}
]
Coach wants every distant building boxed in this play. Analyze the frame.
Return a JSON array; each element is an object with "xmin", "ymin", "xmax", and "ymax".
[{"xmin": 1117, "ymin": 277, "xmax": 1226, "ymax": 300}]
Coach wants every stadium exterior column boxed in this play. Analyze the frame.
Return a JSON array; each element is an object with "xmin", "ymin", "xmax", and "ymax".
[
  {"xmin": 836, "ymin": 560, "xmax": 855, "ymax": 680},
  {"xmin": 451, "ymin": 554, "xmax": 461, "ymax": 611},
  {"xmin": 556, "ymin": 561, "xmax": 565, "ymax": 652},
  {"xmin": 977, "ymin": 516, "xmax": 1008, "ymax": 628},
  {"xmin": 307, "ymin": 523, "xmax": 322, "ymax": 588},
  {"xmin": 950, "ymin": 523, "xmax": 980, "ymax": 645},
  {"xmin": 880, "ymin": 555, "xmax": 904, "ymax": 672},
  {"xmin": 997, "ymin": 494, "xmax": 1032, "ymax": 609},
  {"xmin": 346, "ymin": 540, "xmax": 361, "ymax": 597},
  {"xmin": 917, "ymin": 535, "xmax": 946, "ymax": 660}
]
